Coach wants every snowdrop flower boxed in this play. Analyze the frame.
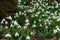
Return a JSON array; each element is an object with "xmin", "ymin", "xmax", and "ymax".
[
  {"xmin": 6, "ymin": 16, "xmax": 12, "ymax": 20},
  {"xmin": 57, "ymin": 27, "xmax": 60, "ymax": 31},
  {"xmin": 35, "ymin": 14, "xmax": 38, "ymax": 17},
  {"xmin": 51, "ymin": 6, "xmax": 54, "ymax": 9},
  {"xmin": 32, "ymin": 24, "xmax": 36, "ymax": 27},
  {"xmin": 27, "ymin": 9, "xmax": 33, "ymax": 12},
  {"xmin": 5, "ymin": 33, "xmax": 11, "ymax": 37},
  {"xmin": 18, "ymin": 25, "xmax": 21, "ymax": 28},
  {"xmin": 38, "ymin": 7, "xmax": 42, "ymax": 10},
  {"xmin": 54, "ymin": 11, "xmax": 58, "ymax": 15},
  {"xmin": 31, "ymin": 15, "xmax": 34, "ymax": 17},
  {"xmin": 36, "ymin": 11, "xmax": 40, "ymax": 15},
  {"xmin": 14, "ymin": 21, "xmax": 18, "ymax": 25},
  {"xmin": 45, "ymin": 26, "xmax": 48, "ymax": 29},
  {"xmin": 10, "ymin": 24, "xmax": 14, "ymax": 27},
  {"xmin": 42, "ymin": 4, "xmax": 46, "ymax": 8},
  {"xmin": 25, "ymin": 19, "xmax": 29, "ymax": 23},
  {"xmin": 55, "ymin": 4, "xmax": 58, "ymax": 8},
  {"xmin": 56, "ymin": 26, "xmax": 60, "ymax": 31},
  {"xmin": 34, "ymin": 21, "xmax": 36, "ymax": 23},
  {"xmin": 26, "ymin": 36, "xmax": 30, "ymax": 40},
  {"xmin": 18, "ymin": 0, "xmax": 21, "ymax": 2},
  {"xmin": 5, "ymin": 26, "xmax": 8, "ymax": 29},
  {"xmin": 15, "ymin": 13, "xmax": 19, "ymax": 17},
  {"xmin": 19, "ymin": 11, "xmax": 21, "ymax": 15},
  {"xmin": 15, "ymin": 32, "xmax": 19, "ymax": 37},
  {"xmin": 39, "ymin": 24, "xmax": 42, "ymax": 26},
  {"xmin": 57, "ymin": 18, "xmax": 60, "ymax": 21},
  {"xmin": 45, "ymin": 11, "xmax": 50, "ymax": 13},
  {"xmin": 5, "ymin": 21, "xmax": 8, "ymax": 24},
  {"xmin": 39, "ymin": 19, "xmax": 41, "ymax": 22},
  {"xmin": 1, "ymin": 18, "xmax": 6, "ymax": 24},
  {"xmin": 52, "ymin": 16, "xmax": 56, "ymax": 19},
  {"xmin": 48, "ymin": 16, "xmax": 51, "ymax": 19},
  {"xmin": 30, "ymin": 32, "xmax": 35, "ymax": 35},
  {"xmin": 25, "ymin": 23, "xmax": 30, "ymax": 26},
  {"xmin": 42, "ymin": 9, "xmax": 44, "ymax": 12},
  {"xmin": 23, "ymin": 25, "xmax": 27, "ymax": 29},
  {"xmin": 51, "ymin": 13, "xmax": 54, "ymax": 15},
  {"xmin": 54, "ymin": 29, "xmax": 58, "ymax": 33},
  {"xmin": 24, "ymin": 13, "xmax": 27, "ymax": 16}
]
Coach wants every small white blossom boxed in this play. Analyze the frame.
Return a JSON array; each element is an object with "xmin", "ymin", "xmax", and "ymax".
[
  {"xmin": 6, "ymin": 16, "xmax": 12, "ymax": 20},
  {"xmin": 15, "ymin": 32, "xmax": 19, "ymax": 37},
  {"xmin": 30, "ymin": 32, "xmax": 35, "ymax": 35},
  {"xmin": 39, "ymin": 19, "xmax": 41, "ymax": 22},
  {"xmin": 1, "ymin": 18, "xmax": 6, "ymax": 24},
  {"xmin": 23, "ymin": 26, "xmax": 27, "ymax": 29},
  {"xmin": 57, "ymin": 18, "xmax": 60, "ymax": 21},
  {"xmin": 25, "ymin": 23, "xmax": 30, "ymax": 26},
  {"xmin": 18, "ymin": 25, "xmax": 21, "ymax": 28},
  {"xmin": 18, "ymin": 0, "xmax": 21, "ymax": 2},
  {"xmin": 5, "ymin": 26, "xmax": 8, "ymax": 29},
  {"xmin": 5, "ymin": 21, "xmax": 8, "ymax": 24},
  {"xmin": 55, "ymin": 3, "xmax": 58, "ymax": 8},
  {"xmin": 25, "ymin": 19, "xmax": 29, "ymax": 23},
  {"xmin": 5, "ymin": 33, "xmax": 11, "ymax": 37},
  {"xmin": 54, "ymin": 29, "xmax": 58, "ymax": 33},
  {"xmin": 26, "ymin": 36, "xmax": 30, "ymax": 40},
  {"xmin": 35, "ymin": 14, "xmax": 38, "ymax": 17},
  {"xmin": 14, "ymin": 21, "xmax": 18, "ymax": 25},
  {"xmin": 10, "ymin": 24, "xmax": 14, "ymax": 27},
  {"xmin": 34, "ymin": 21, "xmax": 36, "ymax": 23},
  {"xmin": 36, "ymin": 11, "xmax": 40, "ymax": 15},
  {"xmin": 39, "ymin": 24, "xmax": 42, "ymax": 26},
  {"xmin": 56, "ymin": 26, "xmax": 60, "ymax": 31},
  {"xmin": 32, "ymin": 24, "xmax": 36, "ymax": 27}
]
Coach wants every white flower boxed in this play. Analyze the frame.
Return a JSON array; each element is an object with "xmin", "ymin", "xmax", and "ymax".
[
  {"xmin": 5, "ymin": 26, "xmax": 8, "ymax": 29},
  {"xmin": 25, "ymin": 19, "xmax": 29, "ymax": 23},
  {"xmin": 34, "ymin": 21, "xmax": 36, "ymax": 23},
  {"xmin": 18, "ymin": 25, "xmax": 21, "ymax": 28},
  {"xmin": 57, "ymin": 18, "xmax": 60, "ymax": 21},
  {"xmin": 36, "ymin": 11, "xmax": 40, "ymax": 15},
  {"xmin": 5, "ymin": 21, "xmax": 8, "ymax": 24},
  {"xmin": 45, "ymin": 11, "xmax": 50, "ymax": 13},
  {"xmin": 18, "ymin": 0, "xmax": 21, "ymax": 2},
  {"xmin": 1, "ymin": 18, "xmax": 6, "ymax": 24},
  {"xmin": 52, "ymin": 16, "xmax": 56, "ymax": 19},
  {"xmin": 15, "ymin": 13, "xmax": 19, "ymax": 17},
  {"xmin": 32, "ymin": 24, "xmax": 36, "ymax": 27},
  {"xmin": 31, "ymin": 15, "xmax": 34, "ymax": 17},
  {"xmin": 56, "ymin": 26, "xmax": 60, "ymax": 31},
  {"xmin": 10, "ymin": 24, "xmax": 14, "ymax": 27},
  {"xmin": 30, "ymin": 32, "xmax": 35, "ymax": 35},
  {"xmin": 23, "ymin": 26, "xmax": 27, "ymax": 29},
  {"xmin": 39, "ymin": 19, "xmax": 41, "ymax": 22},
  {"xmin": 14, "ymin": 21, "xmax": 18, "ymax": 25},
  {"xmin": 54, "ymin": 29, "xmax": 58, "ymax": 33},
  {"xmin": 35, "ymin": 14, "xmax": 38, "ymax": 17},
  {"xmin": 6, "ymin": 16, "xmax": 12, "ymax": 20},
  {"xmin": 39, "ymin": 24, "xmax": 42, "ymax": 26},
  {"xmin": 26, "ymin": 36, "xmax": 30, "ymax": 40},
  {"xmin": 5, "ymin": 33, "xmax": 11, "ymax": 37},
  {"xmin": 51, "ymin": 6, "xmax": 54, "ymax": 9},
  {"xmin": 15, "ymin": 32, "xmax": 19, "ymax": 37},
  {"xmin": 45, "ymin": 26, "xmax": 48, "ymax": 29},
  {"xmin": 25, "ymin": 23, "xmax": 30, "ymax": 26},
  {"xmin": 2, "ymin": 18, "xmax": 5, "ymax": 21},
  {"xmin": 55, "ymin": 3, "xmax": 58, "ymax": 8}
]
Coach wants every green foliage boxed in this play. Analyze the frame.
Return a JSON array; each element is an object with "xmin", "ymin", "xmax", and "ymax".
[{"xmin": 0, "ymin": 0, "xmax": 60, "ymax": 40}]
